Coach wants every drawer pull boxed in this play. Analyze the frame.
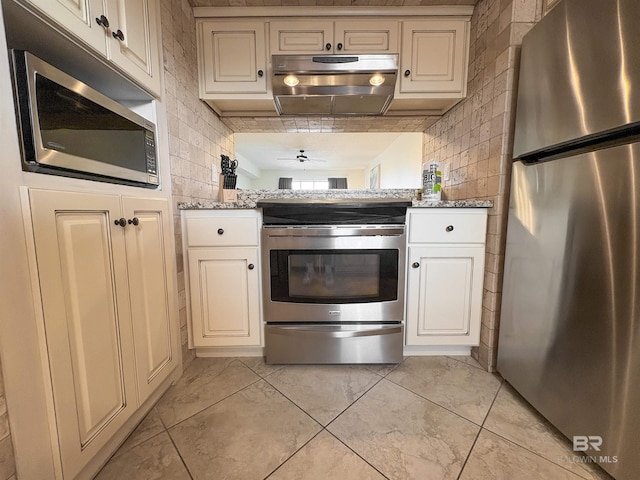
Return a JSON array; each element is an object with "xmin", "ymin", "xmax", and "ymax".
[
  {"xmin": 445, "ymin": 225, "xmax": 454, "ymax": 232},
  {"xmin": 95, "ymin": 15, "xmax": 109, "ymax": 28},
  {"xmin": 114, "ymin": 218, "xmax": 126, "ymax": 228},
  {"xmin": 248, "ymin": 264, "xmax": 255, "ymax": 270},
  {"xmin": 217, "ymin": 228, "xmax": 224, "ymax": 235},
  {"xmin": 128, "ymin": 217, "xmax": 139, "ymax": 226},
  {"xmin": 412, "ymin": 262, "xmax": 420, "ymax": 268}
]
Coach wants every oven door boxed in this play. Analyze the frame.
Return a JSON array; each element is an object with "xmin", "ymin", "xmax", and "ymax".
[{"xmin": 261, "ymin": 225, "xmax": 406, "ymax": 323}]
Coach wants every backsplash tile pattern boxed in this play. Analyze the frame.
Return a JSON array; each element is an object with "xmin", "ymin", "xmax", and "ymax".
[
  {"xmin": 423, "ymin": 0, "xmax": 542, "ymax": 370},
  {"xmin": 161, "ymin": 0, "xmax": 235, "ymax": 366},
  {"xmin": 220, "ymin": 116, "xmax": 439, "ymax": 133}
]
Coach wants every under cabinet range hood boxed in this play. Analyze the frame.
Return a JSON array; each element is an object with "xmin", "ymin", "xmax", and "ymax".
[{"xmin": 272, "ymin": 54, "xmax": 398, "ymax": 115}]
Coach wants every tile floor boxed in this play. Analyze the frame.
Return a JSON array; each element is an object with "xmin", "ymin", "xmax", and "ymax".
[{"xmin": 95, "ymin": 356, "xmax": 612, "ymax": 480}]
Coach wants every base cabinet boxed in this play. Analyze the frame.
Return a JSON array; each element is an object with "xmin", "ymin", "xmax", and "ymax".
[
  {"xmin": 183, "ymin": 210, "xmax": 263, "ymax": 350},
  {"xmin": 188, "ymin": 248, "xmax": 261, "ymax": 347},
  {"xmin": 405, "ymin": 209, "xmax": 487, "ymax": 348},
  {"xmin": 27, "ymin": 189, "xmax": 179, "ymax": 479}
]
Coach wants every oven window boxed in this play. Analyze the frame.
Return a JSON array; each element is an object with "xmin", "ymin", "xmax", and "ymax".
[{"xmin": 269, "ymin": 249, "xmax": 399, "ymax": 304}]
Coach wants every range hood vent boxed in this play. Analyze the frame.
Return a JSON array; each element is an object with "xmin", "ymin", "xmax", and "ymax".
[{"xmin": 272, "ymin": 54, "xmax": 398, "ymax": 116}]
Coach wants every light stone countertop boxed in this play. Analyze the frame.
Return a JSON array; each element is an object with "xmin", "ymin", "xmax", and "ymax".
[{"xmin": 178, "ymin": 189, "xmax": 493, "ymax": 210}]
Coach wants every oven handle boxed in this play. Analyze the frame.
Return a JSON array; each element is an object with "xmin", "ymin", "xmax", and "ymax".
[
  {"xmin": 267, "ymin": 324, "xmax": 402, "ymax": 338},
  {"xmin": 263, "ymin": 226, "xmax": 406, "ymax": 237}
]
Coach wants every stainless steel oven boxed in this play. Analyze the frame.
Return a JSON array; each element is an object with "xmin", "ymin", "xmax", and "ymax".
[{"xmin": 259, "ymin": 199, "xmax": 409, "ymax": 364}]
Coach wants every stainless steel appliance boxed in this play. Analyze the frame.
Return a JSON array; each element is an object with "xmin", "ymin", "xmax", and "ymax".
[
  {"xmin": 498, "ymin": 0, "xmax": 640, "ymax": 478},
  {"xmin": 11, "ymin": 50, "xmax": 159, "ymax": 187},
  {"xmin": 272, "ymin": 54, "xmax": 398, "ymax": 115},
  {"xmin": 260, "ymin": 198, "xmax": 409, "ymax": 364}
]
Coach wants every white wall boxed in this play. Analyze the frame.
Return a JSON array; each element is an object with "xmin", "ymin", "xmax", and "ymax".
[
  {"xmin": 250, "ymin": 169, "xmax": 366, "ymax": 189},
  {"xmin": 234, "ymin": 152, "xmax": 260, "ymax": 190},
  {"xmin": 365, "ymin": 133, "xmax": 422, "ymax": 189}
]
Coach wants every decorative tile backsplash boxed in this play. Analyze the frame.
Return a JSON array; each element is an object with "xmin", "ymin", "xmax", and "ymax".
[{"xmin": 423, "ymin": 0, "xmax": 543, "ymax": 370}]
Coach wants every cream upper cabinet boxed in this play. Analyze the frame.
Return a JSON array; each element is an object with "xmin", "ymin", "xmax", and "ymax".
[
  {"xmin": 270, "ymin": 19, "xmax": 399, "ymax": 54},
  {"xmin": 183, "ymin": 210, "xmax": 263, "ymax": 350},
  {"xmin": 399, "ymin": 19, "xmax": 469, "ymax": 95},
  {"xmin": 405, "ymin": 209, "xmax": 487, "ymax": 348},
  {"xmin": 21, "ymin": 0, "xmax": 162, "ymax": 95},
  {"xmin": 198, "ymin": 20, "xmax": 268, "ymax": 95},
  {"xmin": 104, "ymin": 0, "xmax": 161, "ymax": 95},
  {"xmin": 27, "ymin": 189, "xmax": 180, "ymax": 479}
]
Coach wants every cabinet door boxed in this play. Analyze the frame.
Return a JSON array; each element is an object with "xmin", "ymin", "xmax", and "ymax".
[
  {"xmin": 105, "ymin": 0, "xmax": 162, "ymax": 95},
  {"xmin": 334, "ymin": 20, "xmax": 399, "ymax": 54},
  {"xmin": 122, "ymin": 197, "xmax": 179, "ymax": 404},
  {"xmin": 199, "ymin": 20, "xmax": 267, "ymax": 94},
  {"xmin": 188, "ymin": 248, "xmax": 261, "ymax": 347},
  {"xmin": 29, "ymin": 189, "xmax": 137, "ymax": 480},
  {"xmin": 25, "ymin": 0, "xmax": 107, "ymax": 54},
  {"xmin": 270, "ymin": 20, "xmax": 334, "ymax": 54},
  {"xmin": 400, "ymin": 20, "xmax": 468, "ymax": 94},
  {"xmin": 406, "ymin": 245, "xmax": 483, "ymax": 346}
]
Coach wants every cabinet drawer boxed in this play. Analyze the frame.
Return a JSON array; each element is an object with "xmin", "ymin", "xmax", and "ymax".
[
  {"xmin": 186, "ymin": 216, "xmax": 259, "ymax": 246},
  {"xmin": 408, "ymin": 210, "xmax": 487, "ymax": 244}
]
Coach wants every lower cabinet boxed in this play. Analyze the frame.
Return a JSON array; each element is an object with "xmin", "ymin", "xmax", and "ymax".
[
  {"xmin": 183, "ymin": 209, "xmax": 263, "ymax": 350},
  {"xmin": 27, "ymin": 188, "xmax": 180, "ymax": 479},
  {"xmin": 405, "ymin": 208, "xmax": 487, "ymax": 348}
]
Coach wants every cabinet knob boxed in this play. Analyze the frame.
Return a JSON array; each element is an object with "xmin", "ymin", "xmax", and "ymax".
[
  {"xmin": 258, "ymin": 69, "xmax": 264, "ymax": 77},
  {"xmin": 95, "ymin": 15, "xmax": 109, "ymax": 28},
  {"xmin": 114, "ymin": 218, "xmax": 126, "ymax": 228},
  {"xmin": 128, "ymin": 217, "xmax": 139, "ymax": 226},
  {"xmin": 112, "ymin": 29, "xmax": 125, "ymax": 41},
  {"xmin": 217, "ymin": 228, "xmax": 224, "ymax": 235},
  {"xmin": 446, "ymin": 225, "xmax": 454, "ymax": 232},
  {"xmin": 404, "ymin": 70, "xmax": 411, "ymax": 77},
  {"xmin": 412, "ymin": 262, "xmax": 420, "ymax": 268},
  {"xmin": 325, "ymin": 43, "xmax": 332, "ymax": 51},
  {"xmin": 337, "ymin": 42, "xmax": 343, "ymax": 50},
  {"xmin": 248, "ymin": 264, "xmax": 255, "ymax": 270}
]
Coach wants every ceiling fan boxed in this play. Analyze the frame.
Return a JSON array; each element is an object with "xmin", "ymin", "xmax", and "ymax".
[{"xmin": 277, "ymin": 149, "xmax": 326, "ymax": 163}]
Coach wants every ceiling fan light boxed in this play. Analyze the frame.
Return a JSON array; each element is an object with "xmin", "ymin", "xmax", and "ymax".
[
  {"xmin": 284, "ymin": 74, "xmax": 300, "ymax": 87},
  {"xmin": 369, "ymin": 73, "xmax": 385, "ymax": 86}
]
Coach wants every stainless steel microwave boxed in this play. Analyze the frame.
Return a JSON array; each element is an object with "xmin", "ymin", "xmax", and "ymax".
[{"xmin": 12, "ymin": 50, "xmax": 159, "ymax": 187}]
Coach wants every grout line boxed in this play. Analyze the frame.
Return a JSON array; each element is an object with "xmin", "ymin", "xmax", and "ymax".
[
  {"xmin": 325, "ymin": 430, "xmax": 391, "ymax": 480},
  {"xmin": 446, "ymin": 355, "xmax": 488, "ymax": 371},
  {"xmin": 480, "ymin": 378, "xmax": 505, "ymax": 427},
  {"xmin": 261, "ymin": 428, "xmax": 326, "ymax": 480},
  {"xmin": 164, "ymin": 425, "xmax": 196, "ymax": 480},
  {"xmin": 455, "ymin": 424, "xmax": 483, "ymax": 480},
  {"xmin": 323, "ymin": 373, "xmax": 385, "ymax": 430}
]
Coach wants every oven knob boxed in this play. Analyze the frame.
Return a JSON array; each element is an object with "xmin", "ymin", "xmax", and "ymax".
[
  {"xmin": 412, "ymin": 262, "xmax": 420, "ymax": 268},
  {"xmin": 248, "ymin": 264, "xmax": 255, "ymax": 270},
  {"xmin": 445, "ymin": 225, "xmax": 454, "ymax": 232},
  {"xmin": 217, "ymin": 228, "xmax": 224, "ymax": 235}
]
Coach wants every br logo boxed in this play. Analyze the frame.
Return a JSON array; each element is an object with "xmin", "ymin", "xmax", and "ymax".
[{"xmin": 573, "ymin": 436, "xmax": 603, "ymax": 452}]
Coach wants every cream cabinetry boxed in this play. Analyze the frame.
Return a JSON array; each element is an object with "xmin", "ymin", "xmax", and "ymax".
[
  {"xmin": 20, "ymin": 0, "xmax": 162, "ymax": 95},
  {"xmin": 26, "ymin": 189, "xmax": 180, "ymax": 479},
  {"xmin": 183, "ymin": 210, "xmax": 263, "ymax": 351},
  {"xmin": 399, "ymin": 19, "xmax": 468, "ymax": 94},
  {"xmin": 270, "ymin": 19, "xmax": 399, "ymax": 54},
  {"xmin": 405, "ymin": 209, "xmax": 487, "ymax": 350},
  {"xmin": 198, "ymin": 20, "xmax": 268, "ymax": 95}
]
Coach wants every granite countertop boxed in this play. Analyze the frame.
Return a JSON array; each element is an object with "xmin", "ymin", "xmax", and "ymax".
[{"xmin": 178, "ymin": 189, "xmax": 493, "ymax": 210}]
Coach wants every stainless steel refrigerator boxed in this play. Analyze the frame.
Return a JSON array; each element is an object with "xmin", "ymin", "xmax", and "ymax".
[{"xmin": 498, "ymin": 0, "xmax": 640, "ymax": 478}]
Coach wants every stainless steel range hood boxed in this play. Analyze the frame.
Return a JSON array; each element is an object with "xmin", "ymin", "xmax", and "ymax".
[{"xmin": 272, "ymin": 54, "xmax": 398, "ymax": 116}]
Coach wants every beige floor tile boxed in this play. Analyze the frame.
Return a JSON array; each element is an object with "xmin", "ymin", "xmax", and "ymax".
[
  {"xmin": 95, "ymin": 432, "xmax": 190, "ymax": 480},
  {"xmin": 459, "ymin": 430, "xmax": 583, "ymax": 480},
  {"xmin": 169, "ymin": 380, "xmax": 321, "ymax": 480},
  {"xmin": 268, "ymin": 430, "xmax": 386, "ymax": 480},
  {"xmin": 448, "ymin": 355, "xmax": 484, "ymax": 370},
  {"xmin": 328, "ymin": 379, "xmax": 479, "ymax": 480},
  {"xmin": 265, "ymin": 364, "xmax": 382, "ymax": 426},
  {"xmin": 363, "ymin": 362, "xmax": 402, "ymax": 377},
  {"xmin": 238, "ymin": 356, "xmax": 284, "ymax": 377},
  {"xmin": 155, "ymin": 357, "xmax": 259, "ymax": 427},
  {"xmin": 386, "ymin": 356, "xmax": 502, "ymax": 424},
  {"xmin": 484, "ymin": 384, "xmax": 612, "ymax": 479},
  {"xmin": 113, "ymin": 408, "xmax": 165, "ymax": 457}
]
